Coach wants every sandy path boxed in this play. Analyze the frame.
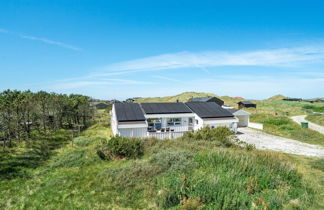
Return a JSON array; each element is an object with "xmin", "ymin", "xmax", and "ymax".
[
  {"xmin": 237, "ymin": 127, "xmax": 324, "ymax": 157},
  {"xmin": 290, "ymin": 115, "xmax": 324, "ymax": 135}
]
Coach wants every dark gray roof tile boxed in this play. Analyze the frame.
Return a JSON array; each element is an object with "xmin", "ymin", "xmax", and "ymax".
[
  {"xmin": 115, "ymin": 103, "xmax": 145, "ymax": 122},
  {"xmin": 141, "ymin": 103, "xmax": 192, "ymax": 114},
  {"xmin": 186, "ymin": 102, "xmax": 233, "ymax": 118}
]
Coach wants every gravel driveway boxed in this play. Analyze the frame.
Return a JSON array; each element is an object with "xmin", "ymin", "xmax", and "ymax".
[
  {"xmin": 237, "ymin": 127, "xmax": 324, "ymax": 157},
  {"xmin": 290, "ymin": 115, "xmax": 324, "ymax": 135}
]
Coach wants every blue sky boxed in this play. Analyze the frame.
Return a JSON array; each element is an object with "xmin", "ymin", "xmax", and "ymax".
[{"xmin": 1, "ymin": 0, "xmax": 324, "ymax": 99}]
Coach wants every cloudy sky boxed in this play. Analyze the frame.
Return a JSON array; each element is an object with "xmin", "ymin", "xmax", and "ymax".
[{"xmin": 1, "ymin": 0, "xmax": 324, "ymax": 99}]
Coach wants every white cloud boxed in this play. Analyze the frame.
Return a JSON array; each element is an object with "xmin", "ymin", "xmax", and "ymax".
[
  {"xmin": 100, "ymin": 47, "xmax": 324, "ymax": 73},
  {"xmin": 19, "ymin": 35, "xmax": 81, "ymax": 51},
  {"xmin": 152, "ymin": 75, "xmax": 182, "ymax": 82},
  {"xmin": 0, "ymin": 28, "xmax": 81, "ymax": 51},
  {"xmin": 47, "ymin": 79, "xmax": 157, "ymax": 90}
]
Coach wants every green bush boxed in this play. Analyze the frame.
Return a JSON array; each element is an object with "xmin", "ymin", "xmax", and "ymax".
[
  {"xmin": 99, "ymin": 136, "xmax": 144, "ymax": 159},
  {"xmin": 182, "ymin": 126, "xmax": 236, "ymax": 147}
]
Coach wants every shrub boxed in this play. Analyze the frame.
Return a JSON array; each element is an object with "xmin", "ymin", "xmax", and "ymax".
[
  {"xmin": 182, "ymin": 126, "xmax": 236, "ymax": 147},
  {"xmin": 99, "ymin": 136, "xmax": 144, "ymax": 159}
]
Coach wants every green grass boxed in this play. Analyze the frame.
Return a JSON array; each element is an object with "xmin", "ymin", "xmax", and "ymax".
[
  {"xmin": 251, "ymin": 114, "xmax": 324, "ymax": 147},
  {"xmin": 306, "ymin": 113, "xmax": 324, "ymax": 126},
  {"xmin": 1, "ymin": 98, "xmax": 324, "ymax": 209},
  {"xmin": 1, "ymin": 119, "xmax": 323, "ymax": 209},
  {"xmin": 303, "ymin": 105, "xmax": 324, "ymax": 113}
]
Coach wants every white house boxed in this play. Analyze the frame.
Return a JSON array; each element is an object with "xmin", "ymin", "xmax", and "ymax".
[{"xmin": 111, "ymin": 102, "xmax": 239, "ymax": 139}]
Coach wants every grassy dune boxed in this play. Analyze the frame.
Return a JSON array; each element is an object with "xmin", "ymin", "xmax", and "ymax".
[
  {"xmin": 1, "ymin": 93, "xmax": 324, "ymax": 209},
  {"xmin": 135, "ymin": 91, "xmax": 218, "ymax": 103},
  {"xmin": 307, "ymin": 113, "xmax": 324, "ymax": 126},
  {"xmin": 251, "ymin": 114, "xmax": 324, "ymax": 147},
  {"xmin": 1, "ymin": 110, "xmax": 324, "ymax": 209}
]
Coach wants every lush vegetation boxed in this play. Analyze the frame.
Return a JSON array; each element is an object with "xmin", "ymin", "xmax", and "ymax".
[
  {"xmin": 251, "ymin": 114, "xmax": 324, "ymax": 146},
  {"xmin": 97, "ymin": 136, "xmax": 144, "ymax": 160},
  {"xmin": 0, "ymin": 89, "xmax": 94, "ymax": 151},
  {"xmin": 306, "ymin": 113, "xmax": 324, "ymax": 126},
  {"xmin": 1, "ymin": 91, "xmax": 324, "ymax": 209},
  {"xmin": 1, "ymin": 113, "xmax": 323, "ymax": 209},
  {"xmin": 303, "ymin": 105, "xmax": 324, "ymax": 113}
]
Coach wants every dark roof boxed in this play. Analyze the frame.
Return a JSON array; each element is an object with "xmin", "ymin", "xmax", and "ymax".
[
  {"xmin": 185, "ymin": 102, "xmax": 234, "ymax": 118},
  {"xmin": 238, "ymin": 101, "xmax": 255, "ymax": 105},
  {"xmin": 140, "ymin": 103, "xmax": 193, "ymax": 114},
  {"xmin": 190, "ymin": 97, "xmax": 214, "ymax": 102},
  {"xmin": 115, "ymin": 103, "xmax": 145, "ymax": 122},
  {"xmin": 227, "ymin": 108, "xmax": 239, "ymax": 114}
]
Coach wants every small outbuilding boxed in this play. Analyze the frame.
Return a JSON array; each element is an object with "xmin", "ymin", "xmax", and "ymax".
[
  {"xmin": 283, "ymin": 97, "xmax": 302, "ymax": 102},
  {"xmin": 238, "ymin": 101, "xmax": 256, "ymax": 109},
  {"xmin": 228, "ymin": 108, "xmax": 250, "ymax": 127},
  {"xmin": 189, "ymin": 96, "xmax": 224, "ymax": 106}
]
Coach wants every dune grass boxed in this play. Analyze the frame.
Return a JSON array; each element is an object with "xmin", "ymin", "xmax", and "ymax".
[
  {"xmin": 1, "ymin": 119, "xmax": 322, "ymax": 209},
  {"xmin": 306, "ymin": 113, "xmax": 324, "ymax": 126},
  {"xmin": 1, "ymin": 107, "xmax": 324, "ymax": 209},
  {"xmin": 251, "ymin": 113, "xmax": 324, "ymax": 147}
]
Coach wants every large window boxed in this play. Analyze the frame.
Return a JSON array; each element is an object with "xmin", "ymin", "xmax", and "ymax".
[
  {"xmin": 167, "ymin": 118, "xmax": 181, "ymax": 126},
  {"xmin": 147, "ymin": 118, "xmax": 162, "ymax": 131}
]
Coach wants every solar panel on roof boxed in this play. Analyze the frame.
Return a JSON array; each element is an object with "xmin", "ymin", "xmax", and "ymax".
[
  {"xmin": 185, "ymin": 102, "xmax": 233, "ymax": 118},
  {"xmin": 140, "ymin": 103, "xmax": 193, "ymax": 114},
  {"xmin": 115, "ymin": 103, "xmax": 145, "ymax": 122}
]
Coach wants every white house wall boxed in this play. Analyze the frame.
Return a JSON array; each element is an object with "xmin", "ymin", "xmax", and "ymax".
[
  {"xmin": 201, "ymin": 117, "xmax": 238, "ymax": 133},
  {"xmin": 194, "ymin": 114, "xmax": 204, "ymax": 130},
  {"xmin": 118, "ymin": 127, "xmax": 147, "ymax": 138}
]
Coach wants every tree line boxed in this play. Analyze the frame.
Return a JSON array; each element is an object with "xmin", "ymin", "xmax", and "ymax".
[{"xmin": 0, "ymin": 90, "xmax": 94, "ymax": 150}]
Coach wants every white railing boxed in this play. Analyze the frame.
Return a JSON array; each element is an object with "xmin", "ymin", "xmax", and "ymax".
[
  {"xmin": 148, "ymin": 125, "xmax": 193, "ymax": 132},
  {"xmin": 147, "ymin": 131, "xmax": 186, "ymax": 139},
  {"xmin": 147, "ymin": 125, "xmax": 194, "ymax": 139}
]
